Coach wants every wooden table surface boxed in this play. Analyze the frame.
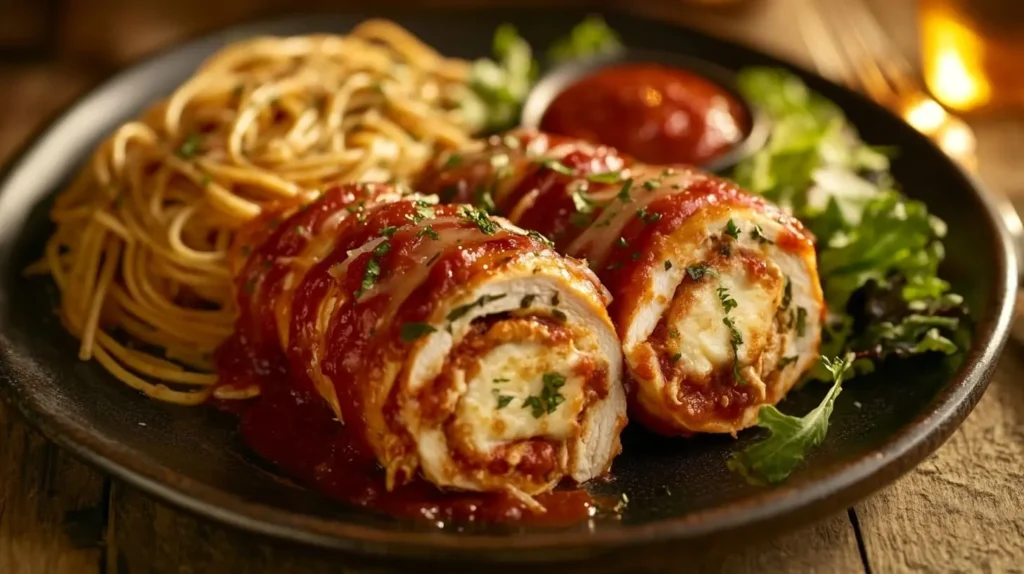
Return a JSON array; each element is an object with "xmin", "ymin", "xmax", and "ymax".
[{"xmin": 2, "ymin": 1, "xmax": 1022, "ymax": 572}]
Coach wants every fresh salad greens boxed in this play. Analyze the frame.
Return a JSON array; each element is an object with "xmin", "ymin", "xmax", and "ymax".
[
  {"xmin": 462, "ymin": 16, "xmax": 621, "ymax": 133},
  {"xmin": 462, "ymin": 21, "xmax": 969, "ymax": 486},
  {"xmin": 727, "ymin": 68, "xmax": 968, "ymax": 483},
  {"xmin": 728, "ymin": 355, "xmax": 853, "ymax": 485}
]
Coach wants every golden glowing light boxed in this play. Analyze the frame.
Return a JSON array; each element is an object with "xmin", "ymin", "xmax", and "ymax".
[
  {"xmin": 921, "ymin": 6, "xmax": 991, "ymax": 111},
  {"xmin": 902, "ymin": 97, "xmax": 948, "ymax": 136}
]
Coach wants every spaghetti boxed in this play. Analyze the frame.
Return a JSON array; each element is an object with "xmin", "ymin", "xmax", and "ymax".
[{"xmin": 28, "ymin": 20, "xmax": 480, "ymax": 405}]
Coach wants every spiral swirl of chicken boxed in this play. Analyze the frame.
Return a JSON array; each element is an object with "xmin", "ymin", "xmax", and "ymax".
[
  {"xmin": 417, "ymin": 130, "xmax": 825, "ymax": 436},
  {"xmin": 216, "ymin": 182, "xmax": 626, "ymax": 505}
]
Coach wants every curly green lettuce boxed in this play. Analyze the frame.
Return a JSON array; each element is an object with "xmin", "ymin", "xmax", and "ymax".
[{"xmin": 728, "ymin": 68, "xmax": 969, "ymax": 483}]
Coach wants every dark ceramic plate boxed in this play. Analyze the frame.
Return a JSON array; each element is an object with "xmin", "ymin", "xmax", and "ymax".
[{"xmin": 0, "ymin": 7, "xmax": 1017, "ymax": 569}]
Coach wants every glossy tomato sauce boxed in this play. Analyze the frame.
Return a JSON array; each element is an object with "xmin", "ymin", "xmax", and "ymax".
[{"xmin": 540, "ymin": 63, "xmax": 749, "ymax": 166}]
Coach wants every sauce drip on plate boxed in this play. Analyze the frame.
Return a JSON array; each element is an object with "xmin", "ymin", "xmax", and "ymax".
[{"xmin": 540, "ymin": 63, "xmax": 749, "ymax": 166}]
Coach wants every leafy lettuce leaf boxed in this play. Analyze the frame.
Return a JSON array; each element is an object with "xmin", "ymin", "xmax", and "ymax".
[
  {"xmin": 733, "ymin": 67, "xmax": 965, "ymax": 373},
  {"xmin": 464, "ymin": 16, "xmax": 624, "ymax": 134},
  {"xmin": 728, "ymin": 355, "xmax": 853, "ymax": 485},
  {"xmin": 546, "ymin": 15, "xmax": 622, "ymax": 65}
]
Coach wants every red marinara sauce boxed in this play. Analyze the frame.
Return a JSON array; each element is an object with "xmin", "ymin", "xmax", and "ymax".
[{"xmin": 539, "ymin": 63, "xmax": 749, "ymax": 166}]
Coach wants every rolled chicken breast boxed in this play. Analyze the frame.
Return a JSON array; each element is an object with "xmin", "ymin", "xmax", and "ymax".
[
  {"xmin": 418, "ymin": 130, "xmax": 824, "ymax": 436},
  {"xmin": 217, "ymin": 183, "xmax": 627, "ymax": 503}
]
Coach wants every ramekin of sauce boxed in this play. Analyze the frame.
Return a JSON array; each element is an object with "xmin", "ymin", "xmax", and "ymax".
[{"xmin": 521, "ymin": 50, "xmax": 769, "ymax": 172}]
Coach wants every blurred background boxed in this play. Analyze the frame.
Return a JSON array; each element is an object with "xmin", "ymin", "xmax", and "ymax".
[{"xmin": 3, "ymin": 0, "xmax": 1023, "ymax": 184}]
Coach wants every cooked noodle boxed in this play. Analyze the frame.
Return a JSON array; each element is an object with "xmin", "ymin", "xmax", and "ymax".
[{"xmin": 28, "ymin": 20, "xmax": 479, "ymax": 405}]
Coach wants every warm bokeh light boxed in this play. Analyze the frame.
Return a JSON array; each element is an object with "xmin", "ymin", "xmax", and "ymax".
[{"xmin": 902, "ymin": 97, "xmax": 948, "ymax": 136}]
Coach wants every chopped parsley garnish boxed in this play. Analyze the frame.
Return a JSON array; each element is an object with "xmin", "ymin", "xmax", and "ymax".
[
  {"xmin": 176, "ymin": 133, "xmax": 202, "ymax": 159},
  {"xmin": 636, "ymin": 208, "xmax": 662, "ymax": 224},
  {"xmin": 668, "ymin": 327, "xmax": 680, "ymax": 339},
  {"xmin": 616, "ymin": 237, "xmax": 629, "ymax": 248},
  {"xmin": 796, "ymin": 307, "xmax": 808, "ymax": 337},
  {"xmin": 750, "ymin": 225, "xmax": 774, "ymax": 244},
  {"xmin": 406, "ymin": 202, "xmax": 435, "ymax": 224},
  {"xmin": 520, "ymin": 294, "xmax": 536, "ymax": 308},
  {"xmin": 459, "ymin": 206, "xmax": 498, "ymax": 234},
  {"xmin": 379, "ymin": 226, "xmax": 399, "ymax": 238},
  {"xmin": 781, "ymin": 277, "xmax": 792, "ymax": 310},
  {"xmin": 617, "ymin": 178, "xmax": 634, "ymax": 203},
  {"xmin": 717, "ymin": 286, "xmax": 738, "ymax": 313},
  {"xmin": 522, "ymin": 372, "xmax": 567, "ymax": 418},
  {"xmin": 669, "ymin": 352, "xmax": 682, "ymax": 364},
  {"xmin": 665, "ymin": 261, "xmax": 673, "ymax": 271},
  {"xmin": 570, "ymin": 183, "xmax": 596, "ymax": 214},
  {"xmin": 443, "ymin": 153, "xmax": 463, "ymax": 169},
  {"xmin": 446, "ymin": 293, "xmax": 507, "ymax": 322},
  {"xmin": 528, "ymin": 230, "xmax": 554, "ymax": 248},
  {"xmin": 493, "ymin": 377, "xmax": 511, "ymax": 383},
  {"xmin": 400, "ymin": 322, "xmax": 436, "ymax": 342},
  {"xmin": 642, "ymin": 180, "xmax": 658, "ymax": 191},
  {"xmin": 551, "ymin": 309, "xmax": 567, "ymax": 321},
  {"xmin": 475, "ymin": 185, "xmax": 498, "ymax": 213},
  {"xmin": 551, "ymin": 292, "xmax": 560, "ymax": 306},
  {"xmin": 495, "ymin": 393, "xmax": 515, "ymax": 409},
  {"xmin": 724, "ymin": 219, "xmax": 741, "ymax": 239},
  {"xmin": 417, "ymin": 226, "xmax": 439, "ymax": 240},
  {"xmin": 686, "ymin": 263, "xmax": 716, "ymax": 281},
  {"xmin": 541, "ymin": 159, "xmax": 575, "ymax": 175},
  {"xmin": 718, "ymin": 285, "xmax": 745, "ymax": 385},
  {"xmin": 587, "ymin": 170, "xmax": 622, "ymax": 183},
  {"xmin": 373, "ymin": 241, "xmax": 391, "ymax": 257},
  {"xmin": 293, "ymin": 225, "xmax": 308, "ymax": 235},
  {"xmin": 355, "ymin": 257, "xmax": 382, "ymax": 298}
]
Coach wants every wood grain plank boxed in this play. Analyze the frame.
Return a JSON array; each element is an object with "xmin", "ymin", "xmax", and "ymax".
[
  {"xmin": 854, "ymin": 348, "xmax": 1024, "ymax": 573},
  {"xmin": 0, "ymin": 402, "xmax": 107, "ymax": 574},
  {"xmin": 109, "ymin": 482, "xmax": 862, "ymax": 574}
]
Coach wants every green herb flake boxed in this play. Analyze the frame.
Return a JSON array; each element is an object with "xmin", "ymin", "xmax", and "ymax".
[
  {"xmin": 176, "ymin": 133, "xmax": 202, "ymax": 159},
  {"xmin": 417, "ymin": 226, "xmax": 439, "ymax": 240},
  {"xmin": 616, "ymin": 237, "xmax": 629, "ymax": 248},
  {"xmin": 551, "ymin": 292, "xmax": 560, "ymax": 306},
  {"xmin": 443, "ymin": 153, "xmax": 463, "ymax": 169},
  {"xmin": 459, "ymin": 206, "xmax": 498, "ymax": 235},
  {"xmin": 686, "ymin": 264, "xmax": 715, "ymax": 281},
  {"xmin": 520, "ymin": 294, "xmax": 536, "ymax": 309},
  {"xmin": 541, "ymin": 159, "xmax": 575, "ymax": 175},
  {"xmin": 495, "ymin": 393, "xmax": 515, "ymax": 409},
  {"xmin": 750, "ymin": 224, "xmax": 774, "ymax": 244},
  {"xmin": 724, "ymin": 219, "xmax": 741, "ymax": 239},
  {"xmin": 642, "ymin": 180, "xmax": 658, "ymax": 191},
  {"xmin": 400, "ymin": 322, "xmax": 437, "ymax": 342},
  {"xmin": 355, "ymin": 257, "xmax": 382, "ymax": 298},
  {"xmin": 669, "ymin": 352, "xmax": 682, "ymax": 364},
  {"xmin": 796, "ymin": 307, "xmax": 808, "ymax": 337},
  {"xmin": 636, "ymin": 208, "xmax": 662, "ymax": 224},
  {"xmin": 380, "ymin": 226, "xmax": 399, "ymax": 238},
  {"xmin": 551, "ymin": 309, "xmax": 567, "ymax": 321},
  {"xmin": 587, "ymin": 170, "xmax": 622, "ymax": 183},
  {"xmin": 528, "ymin": 230, "xmax": 554, "ymax": 248},
  {"xmin": 446, "ymin": 293, "xmax": 507, "ymax": 322},
  {"xmin": 617, "ymin": 178, "xmax": 634, "ymax": 203},
  {"xmin": 665, "ymin": 260, "xmax": 673, "ymax": 271},
  {"xmin": 522, "ymin": 372, "xmax": 567, "ymax": 418}
]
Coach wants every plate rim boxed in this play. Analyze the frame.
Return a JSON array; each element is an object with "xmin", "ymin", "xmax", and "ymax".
[{"xmin": 0, "ymin": 8, "xmax": 1017, "ymax": 562}]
